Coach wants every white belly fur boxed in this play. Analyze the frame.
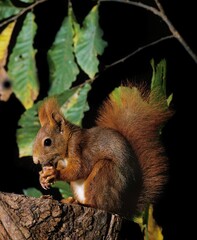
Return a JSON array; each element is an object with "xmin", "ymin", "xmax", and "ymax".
[{"xmin": 71, "ymin": 179, "xmax": 85, "ymax": 204}]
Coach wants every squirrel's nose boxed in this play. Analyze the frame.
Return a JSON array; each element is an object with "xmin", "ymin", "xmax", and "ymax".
[{"xmin": 33, "ymin": 156, "xmax": 40, "ymax": 164}]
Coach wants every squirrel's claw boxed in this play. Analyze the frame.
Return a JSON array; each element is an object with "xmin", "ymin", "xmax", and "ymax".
[
  {"xmin": 41, "ymin": 181, "xmax": 51, "ymax": 190},
  {"xmin": 39, "ymin": 166, "xmax": 57, "ymax": 190}
]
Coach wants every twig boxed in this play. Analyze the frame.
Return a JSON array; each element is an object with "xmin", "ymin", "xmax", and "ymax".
[
  {"xmin": 0, "ymin": 0, "xmax": 48, "ymax": 28},
  {"xmin": 83, "ymin": 35, "xmax": 174, "ymax": 84},
  {"xmin": 99, "ymin": 0, "xmax": 166, "ymax": 17},
  {"xmin": 154, "ymin": 0, "xmax": 197, "ymax": 64},
  {"xmin": 154, "ymin": 0, "xmax": 165, "ymax": 12},
  {"xmin": 100, "ymin": 0, "xmax": 197, "ymax": 64},
  {"xmin": 104, "ymin": 35, "xmax": 174, "ymax": 69}
]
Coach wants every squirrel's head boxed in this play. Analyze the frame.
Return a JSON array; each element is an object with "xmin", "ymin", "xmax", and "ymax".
[{"xmin": 32, "ymin": 97, "xmax": 73, "ymax": 167}]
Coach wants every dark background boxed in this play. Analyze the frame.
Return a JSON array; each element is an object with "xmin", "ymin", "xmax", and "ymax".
[{"xmin": 0, "ymin": 0, "xmax": 196, "ymax": 239}]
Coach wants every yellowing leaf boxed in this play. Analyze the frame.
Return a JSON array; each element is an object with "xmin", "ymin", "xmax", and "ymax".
[
  {"xmin": 8, "ymin": 12, "xmax": 39, "ymax": 109},
  {"xmin": 0, "ymin": 21, "xmax": 15, "ymax": 66},
  {"xmin": 146, "ymin": 205, "xmax": 163, "ymax": 240}
]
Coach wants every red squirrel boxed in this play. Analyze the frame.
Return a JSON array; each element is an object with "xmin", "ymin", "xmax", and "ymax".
[{"xmin": 32, "ymin": 84, "xmax": 172, "ymax": 219}]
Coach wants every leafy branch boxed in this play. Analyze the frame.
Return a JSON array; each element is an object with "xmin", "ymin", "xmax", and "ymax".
[
  {"xmin": 99, "ymin": 0, "xmax": 197, "ymax": 64},
  {"xmin": 0, "ymin": 0, "xmax": 48, "ymax": 28},
  {"xmin": 0, "ymin": 0, "xmax": 187, "ymax": 156}
]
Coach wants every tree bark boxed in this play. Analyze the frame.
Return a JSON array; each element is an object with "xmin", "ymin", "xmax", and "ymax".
[{"xmin": 0, "ymin": 192, "xmax": 142, "ymax": 240}]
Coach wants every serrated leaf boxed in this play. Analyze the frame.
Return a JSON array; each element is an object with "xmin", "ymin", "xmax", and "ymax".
[
  {"xmin": 151, "ymin": 58, "xmax": 166, "ymax": 94},
  {"xmin": 17, "ymin": 102, "xmax": 40, "ymax": 157},
  {"xmin": 60, "ymin": 83, "xmax": 91, "ymax": 126},
  {"xmin": 23, "ymin": 187, "xmax": 42, "ymax": 198},
  {"xmin": 52, "ymin": 181, "xmax": 73, "ymax": 199},
  {"xmin": 0, "ymin": 21, "xmax": 15, "ymax": 65},
  {"xmin": 0, "ymin": 0, "xmax": 21, "ymax": 21},
  {"xmin": 74, "ymin": 5, "xmax": 107, "ymax": 79},
  {"xmin": 150, "ymin": 59, "xmax": 169, "ymax": 109},
  {"xmin": 48, "ymin": 5, "xmax": 79, "ymax": 96},
  {"xmin": 8, "ymin": 12, "xmax": 39, "ymax": 109}
]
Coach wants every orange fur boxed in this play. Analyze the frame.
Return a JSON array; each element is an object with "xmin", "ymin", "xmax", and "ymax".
[
  {"xmin": 33, "ymin": 84, "xmax": 173, "ymax": 218},
  {"xmin": 39, "ymin": 97, "xmax": 60, "ymax": 126},
  {"xmin": 96, "ymin": 85, "xmax": 172, "ymax": 210}
]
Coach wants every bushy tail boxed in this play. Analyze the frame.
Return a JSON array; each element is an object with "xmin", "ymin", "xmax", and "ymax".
[{"xmin": 96, "ymin": 85, "xmax": 172, "ymax": 210}]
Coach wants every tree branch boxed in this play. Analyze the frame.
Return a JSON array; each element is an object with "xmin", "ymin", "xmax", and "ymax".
[
  {"xmin": 0, "ymin": 192, "xmax": 141, "ymax": 239},
  {"xmin": 104, "ymin": 35, "xmax": 174, "ymax": 70},
  {"xmin": 100, "ymin": 0, "xmax": 197, "ymax": 64}
]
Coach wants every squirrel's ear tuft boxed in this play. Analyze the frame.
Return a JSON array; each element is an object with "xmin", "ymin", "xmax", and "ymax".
[
  {"xmin": 39, "ymin": 97, "xmax": 62, "ymax": 127},
  {"xmin": 38, "ymin": 102, "xmax": 48, "ymax": 127},
  {"xmin": 51, "ymin": 112, "xmax": 65, "ymax": 132}
]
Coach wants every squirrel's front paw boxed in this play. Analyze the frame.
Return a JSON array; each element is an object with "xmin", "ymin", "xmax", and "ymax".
[{"xmin": 39, "ymin": 166, "xmax": 57, "ymax": 190}]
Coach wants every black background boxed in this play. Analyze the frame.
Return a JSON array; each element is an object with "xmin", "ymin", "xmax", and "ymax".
[{"xmin": 0, "ymin": 0, "xmax": 196, "ymax": 239}]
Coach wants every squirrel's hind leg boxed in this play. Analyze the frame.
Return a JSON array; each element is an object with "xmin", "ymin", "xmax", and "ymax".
[
  {"xmin": 83, "ymin": 159, "xmax": 125, "ymax": 215},
  {"xmin": 61, "ymin": 196, "xmax": 79, "ymax": 204}
]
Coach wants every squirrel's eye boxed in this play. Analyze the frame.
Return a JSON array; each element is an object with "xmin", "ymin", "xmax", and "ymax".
[{"xmin": 44, "ymin": 138, "xmax": 52, "ymax": 147}]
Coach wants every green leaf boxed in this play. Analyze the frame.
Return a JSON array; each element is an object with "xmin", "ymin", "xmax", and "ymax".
[
  {"xmin": 23, "ymin": 187, "xmax": 42, "ymax": 198},
  {"xmin": 150, "ymin": 59, "xmax": 172, "ymax": 109},
  {"xmin": 48, "ymin": 5, "xmax": 79, "ymax": 95},
  {"xmin": 8, "ymin": 12, "xmax": 39, "ymax": 109},
  {"xmin": 60, "ymin": 83, "xmax": 91, "ymax": 126},
  {"xmin": 0, "ymin": 0, "xmax": 21, "ymax": 21},
  {"xmin": 20, "ymin": 0, "xmax": 35, "ymax": 3},
  {"xmin": 74, "ymin": 5, "xmax": 107, "ymax": 79},
  {"xmin": 52, "ymin": 181, "xmax": 73, "ymax": 199},
  {"xmin": 150, "ymin": 59, "xmax": 167, "ymax": 105},
  {"xmin": 17, "ymin": 102, "xmax": 40, "ymax": 157},
  {"xmin": 150, "ymin": 58, "xmax": 167, "ymax": 96}
]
